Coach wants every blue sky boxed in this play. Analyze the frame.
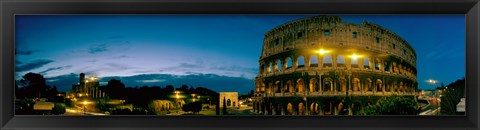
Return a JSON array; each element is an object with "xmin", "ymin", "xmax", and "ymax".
[{"xmin": 15, "ymin": 15, "xmax": 465, "ymax": 94}]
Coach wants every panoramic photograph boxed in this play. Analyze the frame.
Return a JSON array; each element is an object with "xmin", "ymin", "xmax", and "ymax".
[{"xmin": 14, "ymin": 15, "xmax": 465, "ymax": 116}]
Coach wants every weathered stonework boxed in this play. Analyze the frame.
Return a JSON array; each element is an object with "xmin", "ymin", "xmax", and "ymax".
[{"xmin": 253, "ymin": 16, "xmax": 418, "ymax": 115}]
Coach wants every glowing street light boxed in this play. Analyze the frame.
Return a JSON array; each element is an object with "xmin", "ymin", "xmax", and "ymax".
[{"xmin": 315, "ymin": 49, "xmax": 331, "ymax": 55}]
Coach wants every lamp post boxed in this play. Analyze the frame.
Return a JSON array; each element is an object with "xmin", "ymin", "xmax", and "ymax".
[
  {"xmin": 427, "ymin": 79, "xmax": 440, "ymax": 115},
  {"xmin": 82, "ymin": 100, "xmax": 90, "ymax": 115}
]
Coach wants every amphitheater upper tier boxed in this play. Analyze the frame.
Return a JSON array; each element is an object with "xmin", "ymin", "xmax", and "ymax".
[{"xmin": 258, "ymin": 15, "xmax": 417, "ymax": 81}]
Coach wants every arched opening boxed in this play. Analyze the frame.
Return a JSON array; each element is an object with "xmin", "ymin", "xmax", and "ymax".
[
  {"xmin": 337, "ymin": 55, "xmax": 346, "ymax": 67},
  {"xmin": 277, "ymin": 60, "xmax": 282, "ymax": 71},
  {"xmin": 275, "ymin": 81, "xmax": 281, "ymax": 93},
  {"xmin": 227, "ymin": 99, "xmax": 232, "ymax": 107},
  {"xmin": 261, "ymin": 82, "xmax": 266, "ymax": 92},
  {"xmin": 323, "ymin": 54, "xmax": 333, "ymax": 67},
  {"xmin": 298, "ymin": 102, "xmax": 305, "ymax": 115},
  {"xmin": 351, "ymin": 56, "xmax": 359, "ymax": 68},
  {"xmin": 399, "ymin": 82, "xmax": 404, "ymax": 92},
  {"xmin": 287, "ymin": 103, "xmax": 293, "ymax": 115},
  {"xmin": 310, "ymin": 55, "xmax": 319, "ymax": 67},
  {"xmin": 286, "ymin": 57, "xmax": 293, "ymax": 69},
  {"xmin": 339, "ymin": 78, "xmax": 347, "ymax": 92},
  {"xmin": 310, "ymin": 103, "xmax": 319, "ymax": 115},
  {"xmin": 269, "ymin": 63, "xmax": 273, "ymax": 74},
  {"xmin": 364, "ymin": 58, "xmax": 370, "ymax": 69},
  {"xmin": 365, "ymin": 79, "xmax": 373, "ymax": 92},
  {"xmin": 297, "ymin": 56, "xmax": 305, "ymax": 68},
  {"xmin": 338, "ymin": 102, "xmax": 346, "ymax": 115},
  {"xmin": 285, "ymin": 80, "xmax": 293, "ymax": 93},
  {"xmin": 260, "ymin": 64, "xmax": 265, "ymax": 75},
  {"xmin": 309, "ymin": 78, "xmax": 317, "ymax": 92},
  {"xmin": 323, "ymin": 78, "xmax": 333, "ymax": 92},
  {"xmin": 324, "ymin": 101, "xmax": 333, "ymax": 115},
  {"xmin": 275, "ymin": 104, "xmax": 281, "ymax": 115},
  {"xmin": 376, "ymin": 79, "xmax": 383, "ymax": 92},
  {"xmin": 352, "ymin": 78, "xmax": 360, "ymax": 92},
  {"xmin": 296, "ymin": 78, "xmax": 305, "ymax": 92},
  {"xmin": 266, "ymin": 83, "xmax": 272, "ymax": 95},
  {"xmin": 352, "ymin": 102, "xmax": 361, "ymax": 115}
]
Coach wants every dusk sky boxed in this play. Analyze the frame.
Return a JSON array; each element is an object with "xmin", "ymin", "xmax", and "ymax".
[{"xmin": 15, "ymin": 15, "xmax": 465, "ymax": 94}]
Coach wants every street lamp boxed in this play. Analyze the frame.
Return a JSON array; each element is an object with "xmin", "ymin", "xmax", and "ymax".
[
  {"xmin": 82, "ymin": 100, "xmax": 90, "ymax": 115},
  {"xmin": 426, "ymin": 79, "xmax": 440, "ymax": 115},
  {"xmin": 315, "ymin": 49, "xmax": 331, "ymax": 55},
  {"xmin": 172, "ymin": 91, "xmax": 184, "ymax": 114}
]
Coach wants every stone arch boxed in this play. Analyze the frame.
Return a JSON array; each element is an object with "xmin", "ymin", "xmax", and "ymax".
[
  {"xmin": 338, "ymin": 101, "xmax": 346, "ymax": 115},
  {"xmin": 286, "ymin": 57, "xmax": 293, "ymax": 69},
  {"xmin": 287, "ymin": 103, "xmax": 293, "ymax": 115},
  {"xmin": 310, "ymin": 55, "xmax": 319, "ymax": 67},
  {"xmin": 296, "ymin": 78, "xmax": 305, "ymax": 92},
  {"xmin": 298, "ymin": 102, "xmax": 305, "ymax": 115},
  {"xmin": 309, "ymin": 78, "xmax": 318, "ymax": 92},
  {"xmin": 275, "ymin": 80, "xmax": 281, "ymax": 93},
  {"xmin": 285, "ymin": 80, "xmax": 293, "ymax": 92},
  {"xmin": 352, "ymin": 78, "xmax": 360, "ymax": 92},
  {"xmin": 399, "ymin": 82, "xmax": 404, "ymax": 92},
  {"xmin": 364, "ymin": 79, "xmax": 373, "ymax": 92},
  {"xmin": 339, "ymin": 78, "xmax": 347, "ymax": 92},
  {"xmin": 363, "ymin": 57, "xmax": 370, "ymax": 68},
  {"xmin": 337, "ymin": 55, "xmax": 346, "ymax": 67},
  {"xmin": 297, "ymin": 56, "xmax": 305, "ymax": 68},
  {"xmin": 269, "ymin": 62, "xmax": 273, "ymax": 73},
  {"xmin": 310, "ymin": 103, "xmax": 319, "ymax": 115},
  {"xmin": 323, "ymin": 54, "xmax": 333, "ymax": 67},
  {"xmin": 323, "ymin": 78, "xmax": 333, "ymax": 92},
  {"xmin": 261, "ymin": 82, "xmax": 266, "ymax": 92},
  {"xmin": 324, "ymin": 101, "xmax": 334, "ymax": 115},
  {"xmin": 227, "ymin": 99, "xmax": 232, "ymax": 107},
  {"xmin": 276, "ymin": 60, "xmax": 282, "ymax": 71},
  {"xmin": 260, "ymin": 64, "xmax": 265, "ymax": 75},
  {"xmin": 267, "ymin": 82, "xmax": 273, "ymax": 94},
  {"xmin": 376, "ymin": 79, "xmax": 383, "ymax": 92},
  {"xmin": 274, "ymin": 103, "xmax": 281, "ymax": 115}
]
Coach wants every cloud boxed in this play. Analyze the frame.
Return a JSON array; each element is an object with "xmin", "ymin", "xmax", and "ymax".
[
  {"xmin": 179, "ymin": 63, "xmax": 199, "ymax": 68},
  {"xmin": 16, "ymin": 59, "xmax": 54, "ymax": 72},
  {"xmin": 15, "ymin": 50, "xmax": 38, "ymax": 55},
  {"xmin": 39, "ymin": 65, "xmax": 73, "ymax": 75},
  {"xmin": 89, "ymin": 44, "xmax": 108, "ymax": 54},
  {"xmin": 136, "ymin": 79, "xmax": 166, "ymax": 83}
]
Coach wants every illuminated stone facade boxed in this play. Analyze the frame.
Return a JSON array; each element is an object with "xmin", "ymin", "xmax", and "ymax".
[
  {"xmin": 253, "ymin": 16, "xmax": 418, "ymax": 115},
  {"xmin": 220, "ymin": 92, "xmax": 239, "ymax": 108}
]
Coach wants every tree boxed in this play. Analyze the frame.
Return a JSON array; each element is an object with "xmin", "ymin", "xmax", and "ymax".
[
  {"xmin": 363, "ymin": 95, "xmax": 419, "ymax": 115},
  {"xmin": 19, "ymin": 72, "xmax": 47, "ymax": 98},
  {"xmin": 103, "ymin": 79, "xmax": 126, "ymax": 99},
  {"xmin": 440, "ymin": 78, "xmax": 465, "ymax": 115},
  {"xmin": 182, "ymin": 102, "xmax": 202, "ymax": 114},
  {"xmin": 222, "ymin": 97, "xmax": 228, "ymax": 115}
]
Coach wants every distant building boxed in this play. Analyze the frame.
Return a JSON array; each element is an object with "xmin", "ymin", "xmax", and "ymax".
[
  {"xmin": 219, "ymin": 92, "xmax": 238, "ymax": 108},
  {"xmin": 71, "ymin": 73, "xmax": 105, "ymax": 98}
]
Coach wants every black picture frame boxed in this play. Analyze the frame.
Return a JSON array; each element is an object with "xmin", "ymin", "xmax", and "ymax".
[{"xmin": 1, "ymin": 0, "xmax": 479, "ymax": 130}]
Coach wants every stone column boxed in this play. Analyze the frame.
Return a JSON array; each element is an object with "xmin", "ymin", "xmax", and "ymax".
[
  {"xmin": 318, "ymin": 56, "xmax": 324, "ymax": 68},
  {"xmin": 305, "ymin": 55, "xmax": 311, "ymax": 68},
  {"xmin": 332, "ymin": 54, "xmax": 337, "ymax": 68}
]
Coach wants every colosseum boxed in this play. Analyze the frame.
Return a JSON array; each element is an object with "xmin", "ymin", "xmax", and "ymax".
[{"xmin": 252, "ymin": 15, "xmax": 418, "ymax": 115}]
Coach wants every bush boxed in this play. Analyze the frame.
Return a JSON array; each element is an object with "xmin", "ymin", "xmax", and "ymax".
[
  {"xmin": 52, "ymin": 103, "xmax": 66, "ymax": 115},
  {"xmin": 363, "ymin": 95, "xmax": 419, "ymax": 115}
]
